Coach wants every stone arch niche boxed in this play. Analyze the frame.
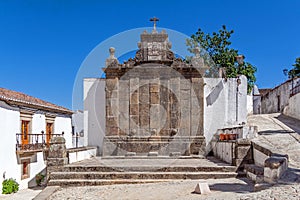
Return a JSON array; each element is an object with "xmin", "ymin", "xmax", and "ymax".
[{"xmin": 102, "ymin": 29, "xmax": 206, "ymax": 156}]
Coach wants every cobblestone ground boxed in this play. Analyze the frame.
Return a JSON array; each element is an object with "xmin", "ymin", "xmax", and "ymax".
[
  {"xmin": 48, "ymin": 114, "xmax": 300, "ymax": 200},
  {"xmin": 48, "ymin": 177, "xmax": 300, "ymax": 200}
]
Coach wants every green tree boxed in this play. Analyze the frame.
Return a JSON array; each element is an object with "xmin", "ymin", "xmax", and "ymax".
[
  {"xmin": 288, "ymin": 57, "xmax": 300, "ymax": 78},
  {"xmin": 186, "ymin": 25, "xmax": 257, "ymax": 94}
]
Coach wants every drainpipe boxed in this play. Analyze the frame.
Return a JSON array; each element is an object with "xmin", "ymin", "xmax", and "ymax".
[
  {"xmin": 235, "ymin": 55, "xmax": 244, "ymax": 123},
  {"xmin": 236, "ymin": 77, "xmax": 241, "ymax": 122}
]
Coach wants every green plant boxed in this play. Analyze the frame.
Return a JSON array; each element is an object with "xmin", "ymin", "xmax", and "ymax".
[
  {"xmin": 186, "ymin": 25, "xmax": 257, "ymax": 94},
  {"xmin": 2, "ymin": 178, "xmax": 19, "ymax": 194},
  {"xmin": 35, "ymin": 173, "xmax": 45, "ymax": 186}
]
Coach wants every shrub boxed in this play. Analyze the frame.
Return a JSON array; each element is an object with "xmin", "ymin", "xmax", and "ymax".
[
  {"xmin": 35, "ymin": 173, "xmax": 45, "ymax": 186},
  {"xmin": 2, "ymin": 178, "xmax": 19, "ymax": 194}
]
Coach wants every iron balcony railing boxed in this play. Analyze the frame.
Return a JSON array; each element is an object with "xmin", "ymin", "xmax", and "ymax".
[
  {"xmin": 16, "ymin": 132, "xmax": 63, "ymax": 152},
  {"xmin": 290, "ymin": 84, "xmax": 300, "ymax": 97}
]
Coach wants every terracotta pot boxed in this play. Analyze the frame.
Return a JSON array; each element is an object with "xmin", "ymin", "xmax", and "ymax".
[
  {"xmin": 229, "ymin": 133, "xmax": 237, "ymax": 140},
  {"xmin": 219, "ymin": 134, "xmax": 225, "ymax": 141},
  {"xmin": 224, "ymin": 134, "xmax": 230, "ymax": 140}
]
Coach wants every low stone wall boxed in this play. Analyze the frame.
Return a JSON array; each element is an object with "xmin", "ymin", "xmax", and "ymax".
[
  {"xmin": 67, "ymin": 146, "xmax": 97, "ymax": 163},
  {"xmin": 212, "ymin": 139, "xmax": 252, "ymax": 170},
  {"xmin": 211, "ymin": 126, "xmax": 256, "ymax": 169},
  {"xmin": 47, "ymin": 137, "xmax": 97, "ymax": 183},
  {"xmin": 251, "ymin": 140, "xmax": 288, "ymax": 184},
  {"xmin": 212, "ymin": 136, "xmax": 288, "ymax": 184}
]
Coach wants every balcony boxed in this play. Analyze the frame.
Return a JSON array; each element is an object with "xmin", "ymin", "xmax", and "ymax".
[
  {"xmin": 290, "ymin": 84, "xmax": 300, "ymax": 97},
  {"xmin": 16, "ymin": 132, "xmax": 63, "ymax": 153}
]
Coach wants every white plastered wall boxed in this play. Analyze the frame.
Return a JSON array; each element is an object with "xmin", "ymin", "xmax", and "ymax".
[
  {"xmin": 54, "ymin": 116, "xmax": 72, "ymax": 149},
  {"xmin": 283, "ymin": 93, "xmax": 300, "ymax": 120},
  {"xmin": 203, "ymin": 76, "xmax": 248, "ymax": 150},
  {"xmin": 0, "ymin": 103, "xmax": 46, "ymax": 190}
]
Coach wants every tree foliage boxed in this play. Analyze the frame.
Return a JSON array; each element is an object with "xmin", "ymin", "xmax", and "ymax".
[
  {"xmin": 186, "ymin": 25, "xmax": 257, "ymax": 94},
  {"xmin": 288, "ymin": 57, "xmax": 300, "ymax": 78}
]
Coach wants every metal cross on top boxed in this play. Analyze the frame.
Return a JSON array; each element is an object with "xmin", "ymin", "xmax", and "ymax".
[{"xmin": 150, "ymin": 17, "xmax": 159, "ymax": 32}]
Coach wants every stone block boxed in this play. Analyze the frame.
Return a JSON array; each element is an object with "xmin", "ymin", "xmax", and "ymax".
[
  {"xmin": 150, "ymin": 92, "xmax": 160, "ymax": 104},
  {"xmin": 180, "ymin": 79, "xmax": 191, "ymax": 90},
  {"xmin": 139, "ymin": 115, "xmax": 150, "ymax": 127},
  {"xmin": 110, "ymin": 99, "xmax": 119, "ymax": 116},
  {"xmin": 253, "ymin": 148, "xmax": 268, "ymax": 167},
  {"xmin": 169, "ymin": 152, "xmax": 181, "ymax": 157},
  {"xmin": 264, "ymin": 156, "xmax": 287, "ymax": 169},
  {"xmin": 47, "ymin": 158, "xmax": 68, "ymax": 167},
  {"xmin": 130, "ymin": 92, "xmax": 139, "ymax": 104},
  {"xmin": 106, "ymin": 105, "xmax": 113, "ymax": 116},
  {"xmin": 119, "ymin": 101, "xmax": 129, "ymax": 112},
  {"xmin": 139, "ymin": 93, "xmax": 149, "ymax": 104},
  {"xmin": 180, "ymin": 89, "xmax": 190, "ymax": 100},
  {"xmin": 235, "ymin": 146, "xmax": 251, "ymax": 159},
  {"xmin": 106, "ymin": 116, "xmax": 118, "ymax": 127},
  {"xmin": 194, "ymin": 182, "xmax": 211, "ymax": 194},
  {"xmin": 150, "ymin": 105, "xmax": 160, "ymax": 129},
  {"xmin": 106, "ymin": 78, "xmax": 118, "ymax": 91},
  {"xmin": 130, "ymin": 104, "xmax": 139, "ymax": 115},
  {"xmin": 263, "ymin": 156, "xmax": 288, "ymax": 184},
  {"xmin": 125, "ymin": 152, "xmax": 136, "ymax": 157},
  {"xmin": 106, "ymin": 127, "xmax": 119, "ymax": 135},
  {"xmin": 129, "ymin": 78, "xmax": 139, "ymax": 92},
  {"xmin": 139, "ymin": 104, "xmax": 149, "ymax": 116},
  {"xmin": 149, "ymin": 83, "xmax": 159, "ymax": 93},
  {"xmin": 148, "ymin": 152, "xmax": 158, "ymax": 157},
  {"xmin": 236, "ymin": 138, "xmax": 251, "ymax": 145},
  {"xmin": 130, "ymin": 115, "xmax": 139, "ymax": 128}
]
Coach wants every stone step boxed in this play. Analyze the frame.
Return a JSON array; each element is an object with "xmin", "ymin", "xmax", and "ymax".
[
  {"xmin": 48, "ymin": 179, "xmax": 173, "ymax": 187},
  {"xmin": 244, "ymin": 164, "xmax": 264, "ymax": 183},
  {"xmin": 63, "ymin": 165, "xmax": 237, "ymax": 173},
  {"xmin": 50, "ymin": 171, "xmax": 238, "ymax": 181}
]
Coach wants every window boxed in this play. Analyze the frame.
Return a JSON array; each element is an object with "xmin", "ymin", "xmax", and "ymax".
[
  {"xmin": 20, "ymin": 112, "xmax": 33, "ymax": 146},
  {"xmin": 21, "ymin": 159, "xmax": 30, "ymax": 179},
  {"xmin": 21, "ymin": 120, "xmax": 30, "ymax": 145}
]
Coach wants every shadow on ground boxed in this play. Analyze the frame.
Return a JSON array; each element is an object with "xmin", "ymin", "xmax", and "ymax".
[
  {"xmin": 275, "ymin": 114, "xmax": 300, "ymax": 135},
  {"xmin": 259, "ymin": 130, "xmax": 294, "ymax": 135},
  {"xmin": 208, "ymin": 178, "xmax": 254, "ymax": 193},
  {"xmin": 278, "ymin": 167, "xmax": 300, "ymax": 184}
]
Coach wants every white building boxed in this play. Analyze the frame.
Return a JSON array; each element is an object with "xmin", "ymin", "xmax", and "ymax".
[
  {"xmin": 0, "ymin": 88, "xmax": 73, "ymax": 190},
  {"xmin": 257, "ymin": 78, "xmax": 300, "ymax": 120}
]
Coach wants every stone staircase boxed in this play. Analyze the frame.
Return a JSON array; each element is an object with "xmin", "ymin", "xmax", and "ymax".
[{"xmin": 48, "ymin": 156, "xmax": 238, "ymax": 186}]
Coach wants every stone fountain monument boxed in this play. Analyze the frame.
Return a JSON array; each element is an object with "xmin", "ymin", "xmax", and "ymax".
[{"xmin": 102, "ymin": 18, "xmax": 209, "ymax": 157}]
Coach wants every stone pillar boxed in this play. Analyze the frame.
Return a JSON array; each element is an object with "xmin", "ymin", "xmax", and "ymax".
[
  {"xmin": 47, "ymin": 137, "xmax": 68, "ymax": 180},
  {"xmin": 129, "ymin": 77, "xmax": 139, "ymax": 136},
  {"xmin": 106, "ymin": 78, "xmax": 119, "ymax": 136},
  {"xmin": 190, "ymin": 78, "xmax": 205, "ymax": 155},
  {"xmin": 264, "ymin": 156, "xmax": 288, "ymax": 184}
]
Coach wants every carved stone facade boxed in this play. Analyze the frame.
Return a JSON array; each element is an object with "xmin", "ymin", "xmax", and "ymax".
[{"xmin": 103, "ymin": 29, "xmax": 207, "ymax": 156}]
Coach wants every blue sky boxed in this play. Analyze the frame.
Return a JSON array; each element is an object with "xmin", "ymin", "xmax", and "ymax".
[{"xmin": 0, "ymin": 0, "xmax": 299, "ymax": 109}]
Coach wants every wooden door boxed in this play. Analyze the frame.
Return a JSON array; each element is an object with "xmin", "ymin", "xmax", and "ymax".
[
  {"xmin": 21, "ymin": 120, "xmax": 29, "ymax": 145},
  {"xmin": 46, "ymin": 123, "xmax": 53, "ymax": 145}
]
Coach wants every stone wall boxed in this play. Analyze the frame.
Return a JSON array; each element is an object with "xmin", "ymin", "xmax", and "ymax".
[
  {"xmin": 83, "ymin": 75, "xmax": 249, "ymax": 156},
  {"xmin": 103, "ymin": 64, "xmax": 205, "ymax": 156}
]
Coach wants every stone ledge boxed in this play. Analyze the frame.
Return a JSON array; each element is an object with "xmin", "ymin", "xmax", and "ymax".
[
  {"xmin": 67, "ymin": 146, "xmax": 97, "ymax": 153},
  {"xmin": 244, "ymin": 164, "xmax": 264, "ymax": 176},
  {"xmin": 264, "ymin": 157, "xmax": 287, "ymax": 169},
  {"xmin": 33, "ymin": 186, "xmax": 60, "ymax": 200},
  {"xmin": 251, "ymin": 140, "xmax": 288, "ymax": 159}
]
